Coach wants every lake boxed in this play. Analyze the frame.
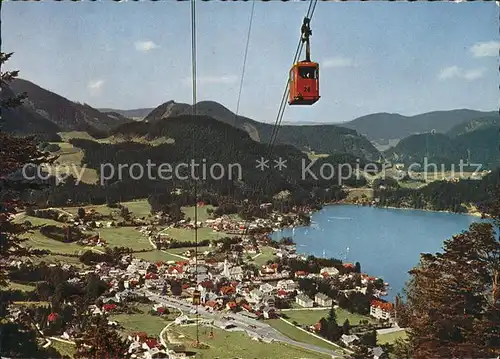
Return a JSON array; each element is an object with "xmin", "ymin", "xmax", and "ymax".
[{"xmin": 271, "ymin": 204, "xmax": 486, "ymax": 301}]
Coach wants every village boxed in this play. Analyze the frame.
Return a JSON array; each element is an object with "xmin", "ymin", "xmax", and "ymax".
[{"xmin": 6, "ymin": 201, "xmax": 401, "ymax": 359}]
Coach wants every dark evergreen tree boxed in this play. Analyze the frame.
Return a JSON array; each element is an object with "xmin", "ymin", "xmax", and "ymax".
[{"xmin": 74, "ymin": 316, "xmax": 130, "ymax": 359}]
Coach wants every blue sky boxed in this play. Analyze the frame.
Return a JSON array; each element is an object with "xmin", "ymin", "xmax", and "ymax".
[{"xmin": 2, "ymin": 0, "xmax": 499, "ymax": 124}]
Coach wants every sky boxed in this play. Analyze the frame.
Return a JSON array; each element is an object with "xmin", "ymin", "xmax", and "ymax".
[{"xmin": 2, "ymin": 0, "xmax": 499, "ymax": 124}]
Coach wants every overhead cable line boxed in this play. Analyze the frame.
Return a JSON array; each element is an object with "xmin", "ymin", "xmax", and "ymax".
[
  {"xmin": 240, "ymin": 0, "xmax": 318, "ymax": 240},
  {"xmin": 189, "ymin": 0, "xmax": 200, "ymax": 347}
]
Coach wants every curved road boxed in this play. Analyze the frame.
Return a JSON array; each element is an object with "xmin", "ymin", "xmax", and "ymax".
[{"xmin": 145, "ymin": 291, "xmax": 347, "ymax": 358}]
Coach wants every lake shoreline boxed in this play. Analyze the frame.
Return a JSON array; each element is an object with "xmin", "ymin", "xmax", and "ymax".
[
  {"xmin": 273, "ymin": 203, "xmax": 483, "ymax": 300},
  {"xmin": 322, "ymin": 198, "xmax": 485, "ymax": 218}
]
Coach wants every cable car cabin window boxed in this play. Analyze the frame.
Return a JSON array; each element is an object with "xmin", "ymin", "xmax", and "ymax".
[{"xmin": 298, "ymin": 66, "xmax": 317, "ymax": 79}]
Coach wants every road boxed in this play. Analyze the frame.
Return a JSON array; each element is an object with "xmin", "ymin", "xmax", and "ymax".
[
  {"xmin": 376, "ymin": 326, "xmax": 406, "ymax": 335},
  {"xmin": 145, "ymin": 290, "xmax": 348, "ymax": 358}
]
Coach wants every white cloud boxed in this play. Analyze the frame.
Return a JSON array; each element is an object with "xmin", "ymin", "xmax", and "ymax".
[
  {"xmin": 463, "ymin": 68, "xmax": 486, "ymax": 80},
  {"xmin": 134, "ymin": 40, "xmax": 159, "ymax": 52},
  {"xmin": 438, "ymin": 66, "xmax": 485, "ymax": 81},
  {"xmin": 88, "ymin": 79, "xmax": 105, "ymax": 90},
  {"xmin": 322, "ymin": 56, "xmax": 354, "ymax": 68},
  {"xmin": 182, "ymin": 75, "xmax": 238, "ymax": 86},
  {"xmin": 438, "ymin": 66, "xmax": 461, "ymax": 80},
  {"xmin": 469, "ymin": 41, "xmax": 500, "ymax": 57}
]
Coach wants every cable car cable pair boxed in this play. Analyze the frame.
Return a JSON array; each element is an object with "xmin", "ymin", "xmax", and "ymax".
[
  {"xmin": 240, "ymin": 0, "xmax": 319, "ymax": 242},
  {"xmin": 268, "ymin": 0, "xmax": 318, "ymax": 153},
  {"xmin": 186, "ymin": 0, "xmax": 319, "ymax": 343},
  {"xmin": 288, "ymin": 16, "xmax": 320, "ymax": 105}
]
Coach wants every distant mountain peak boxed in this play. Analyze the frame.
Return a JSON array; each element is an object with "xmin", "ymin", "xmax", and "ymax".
[
  {"xmin": 343, "ymin": 109, "xmax": 497, "ymax": 142},
  {"xmin": 4, "ymin": 78, "xmax": 133, "ymax": 138}
]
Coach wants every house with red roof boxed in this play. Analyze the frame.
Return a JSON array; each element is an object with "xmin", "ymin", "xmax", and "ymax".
[
  {"xmin": 277, "ymin": 290, "xmax": 289, "ymax": 299},
  {"xmin": 145, "ymin": 272, "xmax": 158, "ymax": 280},
  {"xmin": 47, "ymin": 312, "xmax": 59, "ymax": 323},
  {"xmin": 128, "ymin": 332, "xmax": 148, "ymax": 343},
  {"xmin": 204, "ymin": 300, "xmax": 218, "ymax": 311},
  {"xmin": 103, "ymin": 303, "xmax": 117, "ymax": 312},
  {"xmin": 198, "ymin": 280, "xmax": 214, "ymax": 290},
  {"xmin": 343, "ymin": 263, "xmax": 354, "ymax": 270},
  {"xmin": 294, "ymin": 270, "xmax": 308, "ymax": 278},
  {"xmin": 143, "ymin": 338, "xmax": 161, "ymax": 350},
  {"xmin": 310, "ymin": 321, "xmax": 322, "ymax": 332},
  {"xmin": 219, "ymin": 285, "xmax": 235, "ymax": 296},
  {"xmin": 370, "ymin": 300, "xmax": 394, "ymax": 321},
  {"xmin": 167, "ymin": 265, "xmax": 185, "ymax": 278}
]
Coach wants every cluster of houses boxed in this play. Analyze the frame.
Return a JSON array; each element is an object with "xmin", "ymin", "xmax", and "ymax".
[
  {"xmin": 339, "ymin": 334, "xmax": 389, "ymax": 359},
  {"xmin": 295, "ymin": 292, "xmax": 333, "ymax": 308},
  {"xmin": 204, "ymin": 211, "xmax": 309, "ymax": 234},
  {"xmin": 11, "ymin": 200, "xmax": 401, "ymax": 358},
  {"xmin": 79, "ymin": 233, "xmax": 107, "ymax": 247},
  {"xmin": 5, "ymin": 240, "xmax": 399, "ymax": 359},
  {"xmin": 126, "ymin": 332, "xmax": 171, "ymax": 359}
]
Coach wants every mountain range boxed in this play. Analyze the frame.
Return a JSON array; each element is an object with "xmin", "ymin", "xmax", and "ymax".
[
  {"xmin": 4, "ymin": 79, "xmax": 380, "ymax": 161},
  {"xmin": 139, "ymin": 100, "xmax": 381, "ymax": 161},
  {"xmin": 3, "ymin": 79, "xmax": 132, "ymax": 139},
  {"xmin": 384, "ymin": 125, "xmax": 500, "ymax": 170},
  {"xmin": 102, "ymin": 105, "xmax": 498, "ymax": 145},
  {"xmin": 3, "ymin": 78, "xmax": 499, "ymax": 168},
  {"xmin": 341, "ymin": 109, "xmax": 498, "ymax": 142}
]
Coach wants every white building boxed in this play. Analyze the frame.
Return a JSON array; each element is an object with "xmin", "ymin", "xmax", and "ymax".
[
  {"xmin": 320, "ymin": 267, "xmax": 339, "ymax": 276},
  {"xmin": 340, "ymin": 334, "xmax": 359, "ymax": 347},
  {"xmin": 277, "ymin": 279, "xmax": 297, "ymax": 292},
  {"xmin": 314, "ymin": 292, "xmax": 333, "ymax": 307},
  {"xmin": 259, "ymin": 283, "xmax": 275, "ymax": 294},
  {"xmin": 370, "ymin": 300, "xmax": 394, "ymax": 321},
  {"xmin": 295, "ymin": 294, "xmax": 314, "ymax": 308}
]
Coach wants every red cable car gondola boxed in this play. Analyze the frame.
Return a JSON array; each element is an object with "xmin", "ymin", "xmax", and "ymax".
[{"xmin": 289, "ymin": 17, "xmax": 320, "ymax": 106}]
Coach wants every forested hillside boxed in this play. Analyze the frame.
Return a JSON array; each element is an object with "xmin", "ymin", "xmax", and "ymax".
[
  {"xmin": 375, "ymin": 169, "xmax": 500, "ymax": 213},
  {"xmin": 144, "ymin": 100, "xmax": 381, "ymax": 161},
  {"xmin": 26, "ymin": 115, "xmax": 372, "ymax": 208}
]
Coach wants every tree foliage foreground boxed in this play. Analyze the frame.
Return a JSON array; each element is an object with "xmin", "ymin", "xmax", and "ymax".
[{"xmin": 395, "ymin": 185, "xmax": 500, "ymax": 358}]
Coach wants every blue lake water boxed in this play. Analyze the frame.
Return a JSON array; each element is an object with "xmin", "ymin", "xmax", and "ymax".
[{"xmin": 271, "ymin": 204, "xmax": 487, "ymax": 301}]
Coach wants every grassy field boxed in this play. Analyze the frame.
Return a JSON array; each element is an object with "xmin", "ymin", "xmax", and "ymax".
[
  {"xmin": 109, "ymin": 304, "xmax": 174, "ymax": 337},
  {"xmin": 98, "ymin": 135, "xmax": 173, "ymax": 146},
  {"xmin": 31, "ymin": 254, "xmax": 85, "ymax": 267},
  {"xmin": 282, "ymin": 308, "xmax": 374, "ymax": 326},
  {"xmin": 50, "ymin": 340, "xmax": 76, "ymax": 358},
  {"xmin": 22, "ymin": 230, "xmax": 84, "ymax": 255},
  {"xmin": 99, "ymin": 227, "xmax": 151, "ymax": 251},
  {"xmin": 267, "ymin": 319, "xmax": 343, "ymax": 353},
  {"xmin": 251, "ymin": 246, "xmax": 276, "ymax": 266},
  {"xmin": 12, "ymin": 301, "xmax": 50, "ymax": 307},
  {"xmin": 161, "ymin": 227, "xmax": 221, "ymax": 243},
  {"xmin": 182, "ymin": 205, "xmax": 215, "ymax": 222},
  {"xmin": 134, "ymin": 250, "xmax": 185, "ymax": 263},
  {"xmin": 7, "ymin": 281, "xmax": 36, "ymax": 292},
  {"xmin": 16, "ymin": 214, "xmax": 63, "ymax": 227},
  {"xmin": 61, "ymin": 199, "xmax": 152, "ymax": 218},
  {"xmin": 58, "ymin": 131, "xmax": 96, "ymax": 142},
  {"xmin": 398, "ymin": 181, "xmax": 427, "ymax": 189},
  {"xmin": 305, "ymin": 151, "xmax": 330, "ymax": 160},
  {"xmin": 173, "ymin": 325, "xmax": 332, "ymax": 359},
  {"xmin": 15, "ymin": 201, "xmax": 239, "ymax": 267},
  {"xmin": 15, "ymin": 202, "xmax": 227, "ymax": 266},
  {"xmin": 14, "ymin": 214, "xmax": 83, "ymax": 255},
  {"xmin": 377, "ymin": 330, "xmax": 408, "ymax": 344},
  {"xmin": 60, "ymin": 202, "xmax": 214, "ymax": 223},
  {"xmin": 49, "ymin": 140, "xmax": 98, "ymax": 184},
  {"xmin": 346, "ymin": 188, "xmax": 374, "ymax": 201}
]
